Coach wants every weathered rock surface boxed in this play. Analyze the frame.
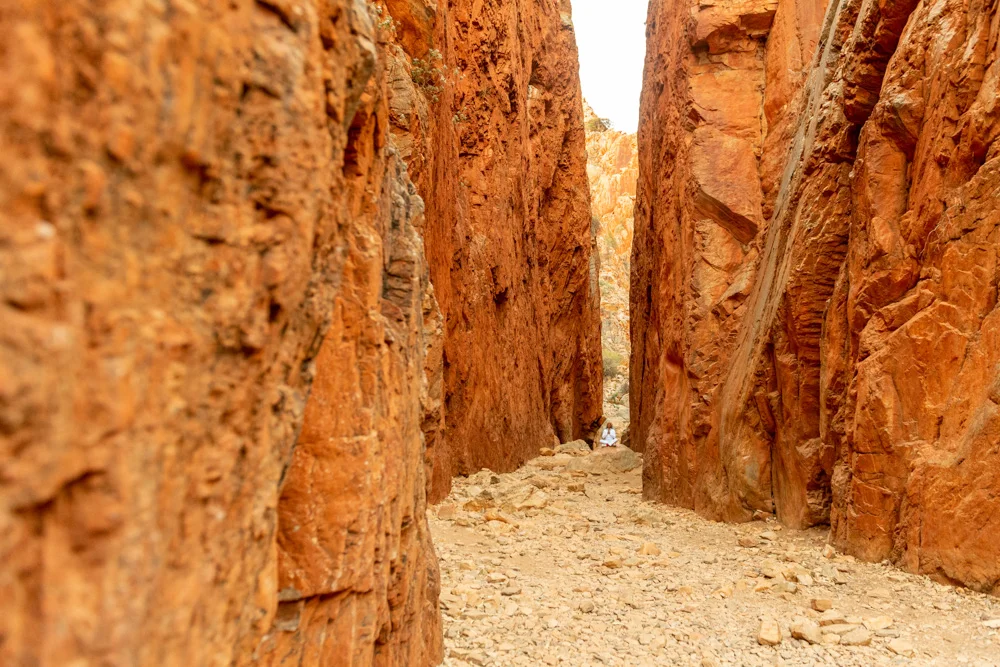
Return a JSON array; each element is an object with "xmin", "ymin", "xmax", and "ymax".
[
  {"xmin": 825, "ymin": 0, "xmax": 1000, "ymax": 594},
  {"xmin": 585, "ymin": 102, "xmax": 637, "ymax": 428},
  {"xmin": 256, "ymin": 142, "xmax": 443, "ymax": 664},
  {"xmin": 0, "ymin": 0, "xmax": 600, "ymax": 664},
  {"xmin": 634, "ymin": 0, "xmax": 1000, "ymax": 593},
  {"xmin": 424, "ymin": 0, "xmax": 604, "ymax": 502},
  {"xmin": 1, "ymin": 1, "xmax": 444, "ymax": 664},
  {"xmin": 633, "ymin": 0, "xmax": 818, "ymax": 524}
]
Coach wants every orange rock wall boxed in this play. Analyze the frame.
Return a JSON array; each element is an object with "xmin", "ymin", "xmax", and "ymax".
[
  {"xmin": 634, "ymin": 0, "xmax": 1000, "ymax": 593},
  {"xmin": 0, "ymin": 0, "xmax": 600, "ymax": 664},
  {"xmin": 1, "ymin": 0, "xmax": 449, "ymax": 663},
  {"xmin": 827, "ymin": 0, "xmax": 1000, "ymax": 594},
  {"xmin": 425, "ymin": 0, "xmax": 604, "ymax": 501},
  {"xmin": 0, "ymin": 1, "xmax": 446, "ymax": 664}
]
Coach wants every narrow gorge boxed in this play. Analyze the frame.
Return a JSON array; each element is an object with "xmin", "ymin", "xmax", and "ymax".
[
  {"xmin": 0, "ymin": 0, "xmax": 997, "ymax": 665},
  {"xmin": 1, "ymin": 0, "xmax": 600, "ymax": 663},
  {"xmin": 585, "ymin": 103, "xmax": 638, "ymax": 427}
]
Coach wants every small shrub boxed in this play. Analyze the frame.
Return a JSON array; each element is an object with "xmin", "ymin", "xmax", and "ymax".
[
  {"xmin": 585, "ymin": 117, "xmax": 613, "ymax": 132},
  {"xmin": 608, "ymin": 378, "xmax": 630, "ymax": 404},
  {"xmin": 411, "ymin": 51, "xmax": 446, "ymax": 102},
  {"xmin": 603, "ymin": 350, "xmax": 624, "ymax": 378},
  {"xmin": 367, "ymin": 1, "xmax": 398, "ymax": 34}
]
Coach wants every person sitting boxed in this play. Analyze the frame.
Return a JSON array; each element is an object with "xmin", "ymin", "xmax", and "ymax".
[{"xmin": 599, "ymin": 421, "xmax": 618, "ymax": 447}]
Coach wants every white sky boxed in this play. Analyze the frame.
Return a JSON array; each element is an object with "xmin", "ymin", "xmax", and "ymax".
[{"xmin": 572, "ymin": 0, "xmax": 649, "ymax": 134}]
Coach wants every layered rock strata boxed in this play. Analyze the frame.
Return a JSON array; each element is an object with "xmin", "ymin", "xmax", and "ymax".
[{"xmin": 633, "ymin": 0, "xmax": 1000, "ymax": 594}]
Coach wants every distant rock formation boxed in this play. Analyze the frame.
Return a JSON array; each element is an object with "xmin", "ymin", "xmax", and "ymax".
[{"xmin": 584, "ymin": 102, "xmax": 637, "ymax": 427}]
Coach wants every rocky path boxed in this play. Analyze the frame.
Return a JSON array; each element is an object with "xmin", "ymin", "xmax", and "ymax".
[{"xmin": 429, "ymin": 444, "xmax": 1000, "ymax": 666}]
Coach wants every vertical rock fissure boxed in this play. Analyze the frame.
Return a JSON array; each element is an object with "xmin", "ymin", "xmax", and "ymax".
[{"xmin": 584, "ymin": 104, "xmax": 638, "ymax": 443}]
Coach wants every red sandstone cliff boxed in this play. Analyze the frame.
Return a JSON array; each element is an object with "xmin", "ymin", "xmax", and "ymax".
[
  {"xmin": 634, "ymin": 0, "xmax": 1000, "ymax": 593},
  {"xmin": 1, "ymin": 1, "xmax": 443, "ymax": 664},
  {"xmin": 0, "ymin": 0, "xmax": 599, "ymax": 664}
]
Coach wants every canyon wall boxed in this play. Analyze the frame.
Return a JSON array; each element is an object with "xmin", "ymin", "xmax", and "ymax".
[
  {"xmin": 0, "ymin": 0, "xmax": 598, "ymax": 665},
  {"xmin": 633, "ymin": 0, "xmax": 1000, "ymax": 593},
  {"xmin": 584, "ymin": 103, "xmax": 637, "ymax": 425},
  {"xmin": 425, "ymin": 0, "xmax": 604, "ymax": 501}
]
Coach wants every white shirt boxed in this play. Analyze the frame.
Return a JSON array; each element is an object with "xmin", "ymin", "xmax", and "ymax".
[{"xmin": 600, "ymin": 427, "xmax": 617, "ymax": 445}]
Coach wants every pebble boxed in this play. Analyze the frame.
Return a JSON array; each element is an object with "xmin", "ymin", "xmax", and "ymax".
[
  {"xmin": 819, "ymin": 609, "xmax": 846, "ymax": 626},
  {"xmin": 638, "ymin": 542, "xmax": 661, "ymax": 556},
  {"xmin": 864, "ymin": 615, "xmax": 893, "ymax": 631},
  {"xmin": 790, "ymin": 619, "xmax": 823, "ymax": 645},
  {"xmin": 811, "ymin": 598, "xmax": 833, "ymax": 611},
  {"xmin": 841, "ymin": 627, "xmax": 873, "ymax": 646},
  {"xmin": 888, "ymin": 638, "xmax": 916, "ymax": 657}
]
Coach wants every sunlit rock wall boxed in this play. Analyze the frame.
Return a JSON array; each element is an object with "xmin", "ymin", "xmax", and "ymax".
[
  {"xmin": 584, "ymin": 102, "xmax": 637, "ymax": 427},
  {"xmin": 0, "ymin": 1, "xmax": 442, "ymax": 664}
]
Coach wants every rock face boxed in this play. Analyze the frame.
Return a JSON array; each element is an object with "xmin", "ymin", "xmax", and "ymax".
[
  {"xmin": 423, "ymin": 0, "xmax": 604, "ymax": 501},
  {"xmin": 585, "ymin": 102, "xmax": 638, "ymax": 427},
  {"xmin": 0, "ymin": 0, "xmax": 598, "ymax": 665},
  {"xmin": 634, "ymin": 0, "xmax": 823, "ymax": 525},
  {"xmin": 1, "ymin": 1, "xmax": 443, "ymax": 664},
  {"xmin": 634, "ymin": 0, "xmax": 1000, "ymax": 594}
]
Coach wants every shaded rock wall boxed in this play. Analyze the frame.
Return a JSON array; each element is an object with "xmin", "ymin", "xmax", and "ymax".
[
  {"xmin": 634, "ymin": 0, "xmax": 1000, "ymax": 593},
  {"xmin": 633, "ymin": 0, "xmax": 815, "ymax": 523},
  {"xmin": 425, "ymin": 0, "xmax": 604, "ymax": 501},
  {"xmin": 584, "ymin": 102, "xmax": 637, "ymax": 424},
  {"xmin": 1, "ymin": 0, "xmax": 600, "ymax": 663}
]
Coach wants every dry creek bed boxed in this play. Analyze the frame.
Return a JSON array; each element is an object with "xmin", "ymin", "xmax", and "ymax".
[{"xmin": 430, "ymin": 444, "xmax": 1000, "ymax": 667}]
